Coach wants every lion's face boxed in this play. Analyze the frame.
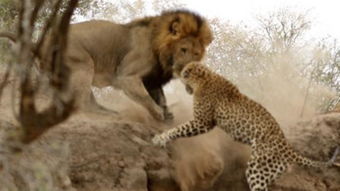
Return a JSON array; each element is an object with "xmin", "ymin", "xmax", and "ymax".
[
  {"xmin": 154, "ymin": 10, "xmax": 213, "ymax": 78},
  {"xmin": 172, "ymin": 36, "xmax": 205, "ymax": 77}
]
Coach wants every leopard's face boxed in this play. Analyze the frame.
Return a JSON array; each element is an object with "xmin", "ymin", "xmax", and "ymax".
[{"xmin": 180, "ymin": 62, "xmax": 209, "ymax": 92}]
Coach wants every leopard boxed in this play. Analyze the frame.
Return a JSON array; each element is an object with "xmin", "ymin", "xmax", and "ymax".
[
  {"xmin": 0, "ymin": 9, "xmax": 213, "ymax": 121},
  {"xmin": 152, "ymin": 62, "xmax": 340, "ymax": 191}
]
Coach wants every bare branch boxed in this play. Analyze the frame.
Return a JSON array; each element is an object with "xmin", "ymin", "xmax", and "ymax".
[
  {"xmin": 0, "ymin": 32, "xmax": 17, "ymax": 42},
  {"xmin": 0, "ymin": 63, "xmax": 11, "ymax": 100},
  {"xmin": 30, "ymin": 0, "xmax": 45, "ymax": 28},
  {"xmin": 35, "ymin": 0, "xmax": 63, "ymax": 56},
  {"xmin": 10, "ymin": 0, "xmax": 79, "ymax": 144}
]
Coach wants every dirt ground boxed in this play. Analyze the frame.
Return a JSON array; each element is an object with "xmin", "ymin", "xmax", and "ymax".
[{"xmin": 0, "ymin": 79, "xmax": 340, "ymax": 191}]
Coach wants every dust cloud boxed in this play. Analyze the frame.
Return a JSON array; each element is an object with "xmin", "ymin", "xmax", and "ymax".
[
  {"xmin": 92, "ymin": 80, "xmax": 194, "ymax": 127},
  {"xmin": 224, "ymin": 62, "xmax": 336, "ymax": 128},
  {"xmin": 92, "ymin": 79, "xmax": 251, "ymax": 190},
  {"xmin": 91, "ymin": 61, "xmax": 336, "ymax": 191}
]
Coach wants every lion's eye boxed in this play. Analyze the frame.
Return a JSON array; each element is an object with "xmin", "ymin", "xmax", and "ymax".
[{"xmin": 181, "ymin": 48, "xmax": 187, "ymax": 53}]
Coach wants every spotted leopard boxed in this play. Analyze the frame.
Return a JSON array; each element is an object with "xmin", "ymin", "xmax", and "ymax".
[{"xmin": 152, "ymin": 62, "xmax": 339, "ymax": 191}]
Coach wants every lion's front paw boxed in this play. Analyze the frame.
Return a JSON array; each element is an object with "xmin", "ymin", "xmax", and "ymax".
[
  {"xmin": 164, "ymin": 109, "xmax": 174, "ymax": 123},
  {"xmin": 152, "ymin": 134, "xmax": 169, "ymax": 147},
  {"xmin": 150, "ymin": 106, "xmax": 166, "ymax": 121}
]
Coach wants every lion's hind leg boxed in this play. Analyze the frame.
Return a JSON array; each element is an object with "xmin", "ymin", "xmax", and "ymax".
[
  {"xmin": 87, "ymin": 91, "xmax": 119, "ymax": 115},
  {"xmin": 68, "ymin": 58, "xmax": 119, "ymax": 118}
]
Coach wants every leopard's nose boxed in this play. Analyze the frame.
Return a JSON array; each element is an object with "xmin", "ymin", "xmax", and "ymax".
[{"xmin": 182, "ymin": 70, "xmax": 189, "ymax": 78}]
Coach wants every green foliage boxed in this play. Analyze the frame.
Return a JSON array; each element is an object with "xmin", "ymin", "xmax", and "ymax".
[
  {"xmin": 0, "ymin": 0, "xmax": 95, "ymax": 61},
  {"xmin": 0, "ymin": 0, "xmax": 16, "ymax": 61},
  {"xmin": 0, "ymin": 0, "xmax": 97, "ymax": 31},
  {"xmin": 0, "ymin": 0, "xmax": 19, "ymax": 31}
]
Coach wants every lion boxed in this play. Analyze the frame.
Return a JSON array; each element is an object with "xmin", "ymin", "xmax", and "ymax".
[{"xmin": 0, "ymin": 9, "xmax": 213, "ymax": 121}]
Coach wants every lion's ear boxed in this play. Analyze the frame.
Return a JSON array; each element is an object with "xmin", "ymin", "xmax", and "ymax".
[
  {"xmin": 199, "ymin": 22, "xmax": 213, "ymax": 46},
  {"xmin": 170, "ymin": 20, "xmax": 181, "ymax": 37}
]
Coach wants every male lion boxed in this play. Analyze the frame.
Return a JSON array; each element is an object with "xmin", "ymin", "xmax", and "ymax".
[{"xmin": 0, "ymin": 9, "xmax": 213, "ymax": 121}]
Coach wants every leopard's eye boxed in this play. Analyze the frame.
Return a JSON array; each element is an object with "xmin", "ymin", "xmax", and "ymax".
[
  {"xmin": 183, "ymin": 71, "xmax": 189, "ymax": 78},
  {"xmin": 182, "ymin": 68, "xmax": 192, "ymax": 78}
]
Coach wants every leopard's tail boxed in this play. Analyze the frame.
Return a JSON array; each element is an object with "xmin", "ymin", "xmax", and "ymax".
[{"xmin": 288, "ymin": 146, "xmax": 340, "ymax": 168}]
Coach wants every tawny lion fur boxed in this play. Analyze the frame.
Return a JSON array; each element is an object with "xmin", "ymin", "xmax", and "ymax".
[{"xmin": 0, "ymin": 9, "xmax": 213, "ymax": 121}]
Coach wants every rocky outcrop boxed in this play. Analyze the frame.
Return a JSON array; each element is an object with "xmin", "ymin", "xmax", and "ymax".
[{"xmin": 0, "ymin": 110, "xmax": 339, "ymax": 191}]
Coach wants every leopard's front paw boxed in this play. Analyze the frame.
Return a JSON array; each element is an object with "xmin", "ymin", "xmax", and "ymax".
[{"xmin": 152, "ymin": 134, "xmax": 169, "ymax": 147}]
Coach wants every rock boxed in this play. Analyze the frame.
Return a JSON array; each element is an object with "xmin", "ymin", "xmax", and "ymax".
[
  {"xmin": 0, "ymin": 124, "xmax": 74, "ymax": 191},
  {"xmin": 274, "ymin": 113, "xmax": 340, "ymax": 191},
  {"xmin": 121, "ymin": 168, "xmax": 148, "ymax": 191},
  {"xmin": 1, "ymin": 102, "xmax": 339, "ymax": 191},
  {"xmin": 147, "ymin": 169, "xmax": 179, "ymax": 191}
]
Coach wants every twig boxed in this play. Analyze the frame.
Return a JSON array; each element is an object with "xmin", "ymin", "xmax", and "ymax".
[
  {"xmin": 300, "ymin": 59, "xmax": 319, "ymax": 118},
  {"xmin": 29, "ymin": 0, "xmax": 45, "ymax": 28},
  {"xmin": 35, "ymin": 0, "xmax": 63, "ymax": 57},
  {"xmin": 0, "ymin": 63, "xmax": 12, "ymax": 100}
]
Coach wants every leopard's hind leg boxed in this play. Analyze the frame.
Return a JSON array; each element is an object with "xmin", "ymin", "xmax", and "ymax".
[{"xmin": 246, "ymin": 143, "xmax": 288, "ymax": 191}]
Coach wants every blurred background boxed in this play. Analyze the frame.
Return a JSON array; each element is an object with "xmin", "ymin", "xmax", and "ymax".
[
  {"xmin": 1, "ymin": 0, "xmax": 339, "ymax": 126},
  {"xmin": 1, "ymin": 1, "xmax": 340, "ymax": 191}
]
